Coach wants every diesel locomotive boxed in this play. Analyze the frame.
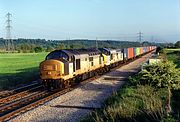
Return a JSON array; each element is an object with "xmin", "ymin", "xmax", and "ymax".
[{"xmin": 39, "ymin": 46, "xmax": 156, "ymax": 89}]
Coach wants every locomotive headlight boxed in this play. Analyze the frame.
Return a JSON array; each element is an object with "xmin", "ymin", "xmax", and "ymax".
[
  {"xmin": 56, "ymin": 71, "xmax": 61, "ymax": 76},
  {"xmin": 47, "ymin": 72, "xmax": 52, "ymax": 75}
]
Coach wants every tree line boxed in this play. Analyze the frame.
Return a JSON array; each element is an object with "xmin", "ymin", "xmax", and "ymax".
[{"xmin": 0, "ymin": 38, "xmax": 171, "ymax": 53}]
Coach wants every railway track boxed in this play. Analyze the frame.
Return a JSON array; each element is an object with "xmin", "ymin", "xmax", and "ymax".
[
  {"xmin": 0, "ymin": 52, "xmax": 153, "ymax": 121},
  {"xmin": 0, "ymin": 74, "xmax": 101, "ymax": 122},
  {"xmin": 0, "ymin": 90, "xmax": 48, "ymax": 115},
  {"xmin": 0, "ymin": 87, "xmax": 78, "ymax": 121},
  {"xmin": 0, "ymin": 82, "xmax": 41, "ymax": 99},
  {"xmin": 0, "ymin": 85, "xmax": 43, "ymax": 107}
]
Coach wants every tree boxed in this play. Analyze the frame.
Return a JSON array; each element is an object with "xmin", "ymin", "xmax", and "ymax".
[
  {"xmin": 155, "ymin": 46, "xmax": 162, "ymax": 54},
  {"xmin": 140, "ymin": 61, "xmax": 180, "ymax": 115},
  {"xmin": 56, "ymin": 43, "xmax": 65, "ymax": 50},
  {"xmin": 20, "ymin": 43, "xmax": 31, "ymax": 53},
  {"xmin": 46, "ymin": 46, "xmax": 54, "ymax": 52},
  {"xmin": 175, "ymin": 41, "xmax": 180, "ymax": 48},
  {"xmin": 69, "ymin": 43, "xmax": 84, "ymax": 49},
  {"xmin": 34, "ymin": 46, "xmax": 43, "ymax": 53}
]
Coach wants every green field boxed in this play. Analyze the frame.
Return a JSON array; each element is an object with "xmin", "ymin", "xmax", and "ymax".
[
  {"xmin": 165, "ymin": 48, "xmax": 180, "ymax": 51},
  {"xmin": 0, "ymin": 53, "xmax": 48, "ymax": 89},
  {"xmin": 166, "ymin": 48, "xmax": 180, "ymax": 68}
]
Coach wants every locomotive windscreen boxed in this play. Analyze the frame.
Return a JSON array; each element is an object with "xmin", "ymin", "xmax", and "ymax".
[{"xmin": 46, "ymin": 51, "xmax": 69, "ymax": 60}]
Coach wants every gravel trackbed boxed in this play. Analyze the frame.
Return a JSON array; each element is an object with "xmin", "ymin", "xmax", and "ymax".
[{"xmin": 10, "ymin": 53, "xmax": 152, "ymax": 122}]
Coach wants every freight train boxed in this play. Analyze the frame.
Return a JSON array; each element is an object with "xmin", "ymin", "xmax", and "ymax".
[{"xmin": 39, "ymin": 46, "xmax": 156, "ymax": 89}]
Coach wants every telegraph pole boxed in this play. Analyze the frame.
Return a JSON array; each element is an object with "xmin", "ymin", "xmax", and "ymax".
[{"xmin": 5, "ymin": 12, "xmax": 14, "ymax": 51}]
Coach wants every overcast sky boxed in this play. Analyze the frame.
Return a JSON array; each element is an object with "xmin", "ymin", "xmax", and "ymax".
[{"xmin": 0, "ymin": 0, "xmax": 180, "ymax": 43}]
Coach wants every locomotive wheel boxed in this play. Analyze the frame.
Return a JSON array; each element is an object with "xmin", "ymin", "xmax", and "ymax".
[
  {"xmin": 95, "ymin": 71, "xmax": 98, "ymax": 76},
  {"xmin": 55, "ymin": 80, "xmax": 60, "ymax": 89},
  {"xmin": 63, "ymin": 80, "xmax": 70, "ymax": 88},
  {"xmin": 75, "ymin": 75, "xmax": 81, "ymax": 83}
]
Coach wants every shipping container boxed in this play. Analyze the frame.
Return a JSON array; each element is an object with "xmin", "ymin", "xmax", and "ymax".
[
  {"xmin": 133, "ymin": 47, "xmax": 136, "ymax": 57},
  {"xmin": 136, "ymin": 47, "xmax": 140, "ymax": 56},
  {"xmin": 128, "ymin": 47, "xmax": 134, "ymax": 59},
  {"xmin": 150, "ymin": 46, "xmax": 152, "ymax": 51},
  {"xmin": 147, "ymin": 47, "xmax": 149, "ymax": 52},
  {"xmin": 140, "ymin": 47, "xmax": 143, "ymax": 54},
  {"xmin": 123, "ymin": 48, "xmax": 128, "ymax": 60},
  {"xmin": 143, "ymin": 47, "xmax": 147, "ymax": 53},
  {"xmin": 152, "ymin": 46, "xmax": 155, "ymax": 50}
]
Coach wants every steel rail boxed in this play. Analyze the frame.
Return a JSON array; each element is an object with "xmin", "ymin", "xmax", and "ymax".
[{"xmin": 0, "ymin": 85, "xmax": 43, "ymax": 106}]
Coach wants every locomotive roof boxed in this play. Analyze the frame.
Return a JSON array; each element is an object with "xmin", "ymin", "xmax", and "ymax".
[
  {"xmin": 99, "ymin": 47, "xmax": 117, "ymax": 51},
  {"xmin": 46, "ymin": 48, "xmax": 101, "ymax": 61},
  {"xmin": 62, "ymin": 48, "xmax": 100, "ymax": 56}
]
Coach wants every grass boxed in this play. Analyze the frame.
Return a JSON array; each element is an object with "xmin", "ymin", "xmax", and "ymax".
[
  {"xmin": 166, "ymin": 49, "xmax": 180, "ymax": 120},
  {"xmin": 82, "ymin": 85, "xmax": 168, "ymax": 122},
  {"xmin": 0, "ymin": 53, "xmax": 48, "ymax": 90},
  {"xmin": 165, "ymin": 49, "xmax": 180, "ymax": 68},
  {"xmin": 165, "ymin": 48, "xmax": 180, "ymax": 51}
]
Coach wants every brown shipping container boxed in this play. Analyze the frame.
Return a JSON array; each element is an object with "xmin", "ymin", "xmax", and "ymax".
[
  {"xmin": 128, "ymin": 47, "xmax": 134, "ymax": 59},
  {"xmin": 140, "ymin": 47, "xmax": 143, "ymax": 54},
  {"xmin": 150, "ymin": 46, "xmax": 152, "ymax": 51},
  {"xmin": 147, "ymin": 46, "xmax": 150, "ymax": 52}
]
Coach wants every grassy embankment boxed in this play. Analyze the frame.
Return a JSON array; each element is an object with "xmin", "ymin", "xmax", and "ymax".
[
  {"xmin": 0, "ymin": 53, "xmax": 47, "ymax": 90},
  {"xmin": 166, "ymin": 48, "xmax": 180, "ymax": 121},
  {"xmin": 82, "ymin": 49, "xmax": 180, "ymax": 122}
]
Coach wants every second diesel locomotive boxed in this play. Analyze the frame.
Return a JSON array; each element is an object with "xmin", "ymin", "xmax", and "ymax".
[{"xmin": 39, "ymin": 46, "xmax": 156, "ymax": 89}]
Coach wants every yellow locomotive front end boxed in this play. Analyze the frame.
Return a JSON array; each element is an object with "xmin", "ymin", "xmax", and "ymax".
[
  {"xmin": 39, "ymin": 50, "xmax": 75, "ymax": 89},
  {"xmin": 40, "ymin": 59, "xmax": 64, "ymax": 89},
  {"xmin": 40, "ymin": 59, "xmax": 62, "ymax": 80}
]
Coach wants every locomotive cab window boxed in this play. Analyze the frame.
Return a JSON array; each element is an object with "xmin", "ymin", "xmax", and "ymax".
[{"xmin": 76, "ymin": 59, "xmax": 80, "ymax": 70}]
